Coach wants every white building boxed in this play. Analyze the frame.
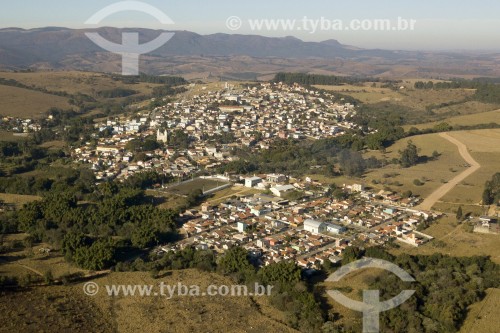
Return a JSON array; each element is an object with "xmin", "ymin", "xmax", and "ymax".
[
  {"xmin": 237, "ymin": 222, "xmax": 248, "ymax": 233},
  {"xmin": 270, "ymin": 184, "xmax": 296, "ymax": 197},
  {"xmin": 304, "ymin": 219, "xmax": 326, "ymax": 234},
  {"xmin": 157, "ymin": 129, "xmax": 168, "ymax": 143},
  {"xmin": 245, "ymin": 176, "xmax": 262, "ymax": 188},
  {"xmin": 325, "ymin": 223, "xmax": 346, "ymax": 235},
  {"xmin": 352, "ymin": 184, "xmax": 364, "ymax": 192},
  {"xmin": 266, "ymin": 173, "xmax": 287, "ymax": 184}
]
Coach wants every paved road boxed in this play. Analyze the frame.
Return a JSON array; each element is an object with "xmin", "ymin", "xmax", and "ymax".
[{"xmin": 417, "ymin": 133, "xmax": 481, "ymax": 211}]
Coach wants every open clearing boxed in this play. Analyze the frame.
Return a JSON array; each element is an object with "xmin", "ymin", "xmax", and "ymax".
[
  {"xmin": 314, "ymin": 84, "xmax": 402, "ymax": 104},
  {"xmin": 364, "ymin": 133, "xmax": 467, "ymax": 200},
  {"xmin": 406, "ymin": 108, "xmax": 500, "ymax": 131},
  {"xmin": 418, "ymin": 133, "xmax": 481, "ymax": 211},
  {"xmin": 0, "ymin": 71, "xmax": 162, "ymax": 96},
  {"xmin": 0, "ymin": 193, "xmax": 41, "ymax": 207},
  {"xmin": 0, "ymin": 130, "xmax": 29, "ymax": 142},
  {"xmin": 89, "ymin": 269, "xmax": 296, "ymax": 333},
  {"xmin": 459, "ymin": 288, "xmax": 500, "ymax": 333},
  {"xmin": 165, "ymin": 178, "xmax": 229, "ymax": 196},
  {"xmin": 0, "ymin": 286, "xmax": 113, "ymax": 333},
  {"xmin": 437, "ymin": 129, "xmax": 500, "ymax": 207},
  {"xmin": 390, "ymin": 216, "xmax": 500, "ymax": 264},
  {"xmin": 0, "ymin": 234, "xmax": 86, "ymax": 279},
  {"xmin": 0, "ymin": 85, "xmax": 72, "ymax": 118}
]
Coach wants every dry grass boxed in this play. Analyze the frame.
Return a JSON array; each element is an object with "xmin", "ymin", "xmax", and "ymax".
[
  {"xmin": 0, "ymin": 130, "xmax": 29, "ymax": 141},
  {"xmin": 314, "ymin": 84, "xmax": 402, "ymax": 104},
  {"xmin": 364, "ymin": 133, "xmax": 467, "ymax": 199},
  {"xmin": 0, "ymin": 71, "xmax": 162, "ymax": 96},
  {"xmin": 167, "ymin": 178, "xmax": 227, "ymax": 196},
  {"xmin": 0, "ymin": 85, "xmax": 72, "ymax": 118},
  {"xmin": 89, "ymin": 269, "xmax": 297, "ymax": 333},
  {"xmin": 145, "ymin": 190, "xmax": 187, "ymax": 210},
  {"xmin": 406, "ymin": 108, "xmax": 500, "ymax": 131},
  {"xmin": 438, "ymin": 129, "xmax": 500, "ymax": 205},
  {"xmin": 205, "ymin": 186, "xmax": 262, "ymax": 205},
  {"xmin": 0, "ymin": 193, "xmax": 41, "ymax": 207},
  {"xmin": 0, "ymin": 286, "xmax": 114, "ymax": 333},
  {"xmin": 459, "ymin": 288, "xmax": 500, "ymax": 333},
  {"xmin": 39, "ymin": 140, "xmax": 67, "ymax": 149},
  {"xmin": 0, "ymin": 234, "xmax": 85, "ymax": 279},
  {"xmin": 390, "ymin": 216, "xmax": 500, "ymax": 264}
]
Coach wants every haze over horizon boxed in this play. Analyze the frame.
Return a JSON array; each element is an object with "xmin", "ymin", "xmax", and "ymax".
[{"xmin": 2, "ymin": 0, "xmax": 500, "ymax": 51}]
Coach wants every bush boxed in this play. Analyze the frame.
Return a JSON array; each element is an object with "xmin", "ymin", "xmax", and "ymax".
[{"xmin": 413, "ymin": 179, "xmax": 424, "ymax": 186}]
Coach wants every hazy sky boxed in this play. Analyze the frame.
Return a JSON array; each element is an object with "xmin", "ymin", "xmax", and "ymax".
[{"xmin": 2, "ymin": 0, "xmax": 500, "ymax": 50}]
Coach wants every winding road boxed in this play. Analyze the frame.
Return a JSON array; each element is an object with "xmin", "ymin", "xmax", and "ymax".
[{"xmin": 417, "ymin": 133, "xmax": 481, "ymax": 211}]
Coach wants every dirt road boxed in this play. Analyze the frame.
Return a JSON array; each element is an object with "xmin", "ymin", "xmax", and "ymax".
[{"xmin": 417, "ymin": 133, "xmax": 481, "ymax": 211}]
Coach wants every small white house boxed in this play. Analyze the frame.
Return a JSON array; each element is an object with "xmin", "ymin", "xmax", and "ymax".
[
  {"xmin": 267, "ymin": 174, "xmax": 287, "ymax": 183},
  {"xmin": 237, "ymin": 222, "xmax": 248, "ymax": 233},
  {"xmin": 245, "ymin": 176, "xmax": 262, "ymax": 188},
  {"xmin": 270, "ymin": 184, "xmax": 296, "ymax": 197},
  {"xmin": 325, "ymin": 223, "xmax": 346, "ymax": 235},
  {"xmin": 304, "ymin": 219, "xmax": 326, "ymax": 234}
]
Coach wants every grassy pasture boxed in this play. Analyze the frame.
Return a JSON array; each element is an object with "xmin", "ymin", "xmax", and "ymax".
[
  {"xmin": 405, "ymin": 108, "xmax": 500, "ymax": 131},
  {"xmin": 438, "ymin": 129, "xmax": 500, "ymax": 205},
  {"xmin": 0, "ymin": 85, "xmax": 72, "ymax": 118},
  {"xmin": 363, "ymin": 133, "xmax": 467, "ymax": 199}
]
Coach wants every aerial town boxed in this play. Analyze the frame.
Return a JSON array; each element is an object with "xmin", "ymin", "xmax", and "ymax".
[
  {"xmin": 67, "ymin": 82, "xmax": 436, "ymax": 269},
  {"xmin": 71, "ymin": 82, "xmax": 358, "ymax": 181}
]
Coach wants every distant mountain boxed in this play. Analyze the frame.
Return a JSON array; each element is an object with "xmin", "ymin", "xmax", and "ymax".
[{"xmin": 0, "ymin": 27, "xmax": 497, "ymax": 78}]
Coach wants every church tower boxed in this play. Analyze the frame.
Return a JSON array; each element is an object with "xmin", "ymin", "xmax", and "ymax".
[{"xmin": 157, "ymin": 129, "xmax": 168, "ymax": 143}]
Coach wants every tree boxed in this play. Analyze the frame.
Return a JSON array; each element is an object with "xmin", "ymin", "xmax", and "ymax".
[
  {"xmin": 399, "ymin": 141, "xmax": 419, "ymax": 168},
  {"xmin": 456, "ymin": 206, "xmax": 463, "ymax": 221},
  {"xmin": 217, "ymin": 246, "xmax": 254, "ymax": 278},
  {"xmin": 131, "ymin": 223, "xmax": 159, "ymax": 248},
  {"xmin": 258, "ymin": 260, "xmax": 301, "ymax": 285},
  {"xmin": 432, "ymin": 150, "xmax": 440, "ymax": 160},
  {"xmin": 342, "ymin": 246, "xmax": 363, "ymax": 264},
  {"xmin": 338, "ymin": 150, "xmax": 366, "ymax": 177}
]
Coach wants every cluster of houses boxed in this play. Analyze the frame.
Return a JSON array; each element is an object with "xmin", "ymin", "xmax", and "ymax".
[
  {"xmin": 71, "ymin": 82, "xmax": 360, "ymax": 182},
  {"xmin": 0, "ymin": 116, "xmax": 43, "ymax": 133},
  {"xmin": 473, "ymin": 216, "xmax": 500, "ymax": 234},
  {"xmin": 158, "ymin": 176, "xmax": 435, "ymax": 269}
]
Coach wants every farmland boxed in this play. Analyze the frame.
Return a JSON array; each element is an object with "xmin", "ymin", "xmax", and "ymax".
[
  {"xmin": 165, "ymin": 178, "xmax": 230, "ymax": 196},
  {"xmin": 87, "ymin": 270, "xmax": 296, "ymax": 333},
  {"xmin": 0, "ymin": 193, "xmax": 40, "ymax": 208},
  {"xmin": 363, "ymin": 132, "xmax": 468, "ymax": 200},
  {"xmin": 390, "ymin": 216, "xmax": 500, "ymax": 264},
  {"xmin": 405, "ymin": 108, "xmax": 500, "ymax": 131},
  {"xmin": 0, "ymin": 71, "xmax": 167, "ymax": 119},
  {"xmin": 0, "ymin": 85, "xmax": 72, "ymax": 118},
  {"xmin": 438, "ymin": 129, "xmax": 500, "ymax": 207},
  {"xmin": 0, "ymin": 71, "xmax": 163, "ymax": 97}
]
